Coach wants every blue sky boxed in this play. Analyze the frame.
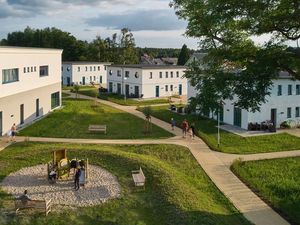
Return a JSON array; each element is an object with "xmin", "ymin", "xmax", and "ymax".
[{"xmin": 0, "ymin": 0, "xmax": 199, "ymax": 49}]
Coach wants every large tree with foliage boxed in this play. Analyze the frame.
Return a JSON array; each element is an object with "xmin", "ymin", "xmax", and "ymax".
[
  {"xmin": 178, "ymin": 44, "xmax": 190, "ymax": 65},
  {"xmin": 171, "ymin": 0, "xmax": 300, "ymax": 113}
]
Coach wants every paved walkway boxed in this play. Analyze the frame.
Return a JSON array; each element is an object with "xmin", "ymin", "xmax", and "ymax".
[{"xmin": 3, "ymin": 91, "xmax": 297, "ymax": 225}]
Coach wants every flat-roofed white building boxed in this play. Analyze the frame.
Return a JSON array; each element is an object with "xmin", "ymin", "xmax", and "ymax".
[
  {"xmin": 0, "ymin": 46, "xmax": 62, "ymax": 136},
  {"xmin": 107, "ymin": 65, "xmax": 187, "ymax": 98},
  {"xmin": 62, "ymin": 62, "xmax": 111, "ymax": 87}
]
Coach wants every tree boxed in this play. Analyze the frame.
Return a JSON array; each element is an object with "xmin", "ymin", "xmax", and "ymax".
[
  {"xmin": 73, "ymin": 85, "xmax": 80, "ymax": 99},
  {"xmin": 177, "ymin": 44, "xmax": 190, "ymax": 65},
  {"xmin": 171, "ymin": 0, "xmax": 300, "ymax": 113},
  {"xmin": 141, "ymin": 106, "xmax": 153, "ymax": 134}
]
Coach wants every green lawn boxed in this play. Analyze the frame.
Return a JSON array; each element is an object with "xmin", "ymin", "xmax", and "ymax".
[
  {"xmin": 62, "ymin": 92, "xmax": 70, "ymax": 98},
  {"xmin": 19, "ymin": 99, "xmax": 172, "ymax": 139},
  {"xmin": 75, "ymin": 86, "xmax": 171, "ymax": 106},
  {"xmin": 0, "ymin": 142, "xmax": 251, "ymax": 225},
  {"xmin": 231, "ymin": 157, "xmax": 300, "ymax": 225},
  {"xmin": 144, "ymin": 105, "xmax": 300, "ymax": 154}
]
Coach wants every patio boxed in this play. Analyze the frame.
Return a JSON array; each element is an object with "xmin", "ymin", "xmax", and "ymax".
[{"xmin": 219, "ymin": 124, "xmax": 278, "ymax": 137}]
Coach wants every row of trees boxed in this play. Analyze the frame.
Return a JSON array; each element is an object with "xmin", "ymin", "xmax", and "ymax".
[
  {"xmin": 171, "ymin": 0, "xmax": 300, "ymax": 113},
  {"xmin": 0, "ymin": 27, "xmax": 192, "ymax": 64}
]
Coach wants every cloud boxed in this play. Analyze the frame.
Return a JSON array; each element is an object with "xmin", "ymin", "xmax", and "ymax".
[{"xmin": 86, "ymin": 9, "xmax": 186, "ymax": 31}]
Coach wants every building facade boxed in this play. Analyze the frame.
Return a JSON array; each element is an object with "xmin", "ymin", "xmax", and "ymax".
[
  {"xmin": 107, "ymin": 65, "xmax": 187, "ymax": 98},
  {"xmin": 0, "ymin": 46, "xmax": 62, "ymax": 136},
  {"xmin": 62, "ymin": 62, "xmax": 111, "ymax": 87}
]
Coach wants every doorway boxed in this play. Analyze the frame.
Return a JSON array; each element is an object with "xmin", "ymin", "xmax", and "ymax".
[
  {"xmin": 82, "ymin": 77, "xmax": 85, "ymax": 85},
  {"xmin": 20, "ymin": 104, "xmax": 24, "ymax": 125},
  {"xmin": 271, "ymin": 108, "xmax": 277, "ymax": 127},
  {"xmin": 125, "ymin": 84, "xmax": 130, "ymax": 97},
  {"xmin": 0, "ymin": 111, "xmax": 2, "ymax": 136},
  {"xmin": 178, "ymin": 84, "xmax": 182, "ymax": 95},
  {"xmin": 134, "ymin": 86, "xmax": 139, "ymax": 98},
  {"xmin": 155, "ymin": 86, "xmax": 159, "ymax": 97},
  {"xmin": 233, "ymin": 107, "xmax": 242, "ymax": 127},
  {"xmin": 67, "ymin": 77, "xmax": 70, "ymax": 86}
]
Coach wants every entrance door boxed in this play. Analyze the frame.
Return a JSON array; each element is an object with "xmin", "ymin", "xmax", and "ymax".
[
  {"xmin": 179, "ymin": 84, "xmax": 182, "ymax": 95},
  {"xmin": 0, "ymin": 111, "xmax": 2, "ymax": 136},
  {"xmin": 100, "ymin": 76, "xmax": 102, "ymax": 84},
  {"xmin": 117, "ymin": 83, "xmax": 121, "ymax": 95},
  {"xmin": 219, "ymin": 106, "xmax": 224, "ymax": 122},
  {"xmin": 134, "ymin": 86, "xmax": 139, "ymax": 98},
  {"xmin": 125, "ymin": 84, "xmax": 130, "ymax": 97},
  {"xmin": 109, "ymin": 82, "xmax": 113, "ymax": 93},
  {"xmin": 233, "ymin": 107, "xmax": 242, "ymax": 127},
  {"xmin": 67, "ymin": 77, "xmax": 70, "ymax": 86},
  {"xmin": 82, "ymin": 77, "xmax": 85, "ymax": 85},
  {"xmin": 20, "ymin": 104, "xmax": 24, "ymax": 125},
  {"xmin": 155, "ymin": 86, "xmax": 159, "ymax": 97},
  {"xmin": 271, "ymin": 108, "xmax": 277, "ymax": 127}
]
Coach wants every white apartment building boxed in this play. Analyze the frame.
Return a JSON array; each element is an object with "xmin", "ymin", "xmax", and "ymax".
[
  {"xmin": 62, "ymin": 62, "xmax": 111, "ymax": 87},
  {"xmin": 0, "ymin": 46, "xmax": 62, "ymax": 136},
  {"xmin": 107, "ymin": 65, "xmax": 187, "ymax": 98}
]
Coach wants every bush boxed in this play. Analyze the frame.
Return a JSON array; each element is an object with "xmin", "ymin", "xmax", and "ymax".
[{"xmin": 280, "ymin": 121, "xmax": 291, "ymax": 129}]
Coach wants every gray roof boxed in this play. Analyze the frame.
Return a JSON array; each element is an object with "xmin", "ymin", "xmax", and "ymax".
[
  {"xmin": 107, "ymin": 64, "xmax": 186, "ymax": 69},
  {"xmin": 63, "ymin": 61, "xmax": 111, "ymax": 65}
]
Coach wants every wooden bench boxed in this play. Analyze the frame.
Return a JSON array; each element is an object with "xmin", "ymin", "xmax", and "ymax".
[
  {"xmin": 15, "ymin": 198, "xmax": 52, "ymax": 216},
  {"xmin": 131, "ymin": 167, "xmax": 145, "ymax": 188},
  {"xmin": 88, "ymin": 125, "xmax": 107, "ymax": 134}
]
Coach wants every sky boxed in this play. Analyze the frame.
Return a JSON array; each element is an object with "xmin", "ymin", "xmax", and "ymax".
[{"xmin": 0, "ymin": 0, "xmax": 199, "ymax": 49}]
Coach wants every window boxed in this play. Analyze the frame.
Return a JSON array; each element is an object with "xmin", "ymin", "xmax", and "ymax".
[
  {"xmin": 31, "ymin": 67, "xmax": 33, "ymax": 72},
  {"xmin": 288, "ymin": 85, "xmax": 292, "ymax": 95},
  {"xmin": 125, "ymin": 71, "xmax": 130, "ymax": 78},
  {"xmin": 165, "ymin": 85, "xmax": 168, "ymax": 92},
  {"xmin": 170, "ymin": 85, "xmax": 173, "ymax": 91},
  {"xmin": 296, "ymin": 107, "xmax": 300, "ymax": 117},
  {"xmin": 94, "ymin": 76, "xmax": 96, "ymax": 81},
  {"xmin": 117, "ymin": 70, "xmax": 121, "ymax": 77},
  {"xmin": 90, "ymin": 66, "xmax": 92, "ymax": 71},
  {"xmin": 27, "ymin": 67, "xmax": 30, "ymax": 73},
  {"xmin": 94, "ymin": 66, "xmax": 96, "ymax": 71},
  {"xmin": 166, "ymin": 72, "xmax": 168, "ymax": 78},
  {"xmin": 98, "ymin": 66, "xmax": 100, "ymax": 71},
  {"xmin": 36, "ymin": 99, "xmax": 39, "ymax": 117},
  {"xmin": 159, "ymin": 72, "xmax": 162, "ymax": 78},
  {"xmin": 39, "ymin": 66, "xmax": 49, "ymax": 77},
  {"xmin": 2, "ymin": 68, "xmax": 19, "ymax": 84},
  {"xmin": 78, "ymin": 67, "xmax": 80, "ymax": 72},
  {"xmin": 51, "ymin": 92, "xmax": 60, "ymax": 109},
  {"xmin": 296, "ymin": 85, "xmax": 300, "ymax": 95},
  {"xmin": 34, "ymin": 66, "xmax": 36, "ymax": 72},
  {"xmin": 104, "ymin": 66, "xmax": 107, "ymax": 70},
  {"xmin": 24, "ymin": 67, "xmax": 26, "ymax": 73},
  {"xmin": 90, "ymin": 76, "xmax": 92, "ymax": 81},
  {"xmin": 277, "ymin": 85, "xmax": 282, "ymax": 96},
  {"xmin": 287, "ymin": 107, "xmax": 292, "ymax": 118},
  {"xmin": 171, "ymin": 71, "xmax": 173, "ymax": 78},
  {"xmin": 149, "ymin": 72, "xmax": 153, "ymax": 79},
  {"xmin": 85, "ymin": 66, "xmax": 88, "ymax": 71},
  {"xmin": 176, "ymin": 71, "xmax": 179, "ymax": 77}
]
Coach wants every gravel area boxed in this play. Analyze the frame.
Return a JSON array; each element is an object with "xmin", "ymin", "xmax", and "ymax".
[{"xmin": 0, "ymin": 164, "xmax": 121, "ymax": 207}]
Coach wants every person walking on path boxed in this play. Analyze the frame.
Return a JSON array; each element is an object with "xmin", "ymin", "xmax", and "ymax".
[
  {"xmin": 10, "ymin": 123, "xmax": 17, "ymax": 142},
  {"xmin": 190, "ymin": 122, "xmax": 196, "ymax": 139},
  {"xmin": 74, "ymin": 168, "xmax": 81, "ymax": 190},
  {"xmin": 171, "ymin": 118, "xmax": 176, "ymax": 130},
  {"xmin": 181, "ymin": 119, "xmax": 189, "ymax": 138}
]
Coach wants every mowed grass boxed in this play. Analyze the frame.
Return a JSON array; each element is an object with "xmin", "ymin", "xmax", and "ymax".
[
  {"xmin": 19, "ymin": 99, "xmax": 173, "ymax": 139},
  {"xmin": 144, "ymin": 105, "xmax": 300, "ymax": 154},
  {"xmin": 231, "ymin": 157, "xmax": 300, "ymax": 225},
  {"xmin": 0, "ymin": 142, "xmax": 251, "ymax": 225},
  {"xmin": 75, "ymin": 86, "xmax": 171, "ymax": 106}
]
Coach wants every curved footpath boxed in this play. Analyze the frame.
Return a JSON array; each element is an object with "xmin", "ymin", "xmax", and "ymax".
[{"xmin": 1, "ymin": 92, "xmax": 300, "ymax": 225}]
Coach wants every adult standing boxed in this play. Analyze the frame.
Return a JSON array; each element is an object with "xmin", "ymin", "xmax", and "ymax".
[
  {"xmin": 190, "ymin": 122, "xmax": 196, "ymax": 139},
  {"xmin": 11, "ymin": 123, "xmax": 17, "ymax": 142},
  {"xmin": 171, "ymin": 118, "xmax": 176, "ymax": 131},
  {"xmin": 74, "ymin": 168, "xmax": 81, "ymax": 190},
  {"xmin": 181, "ymin": 119, "xmax": 189, "ymax": 138}
]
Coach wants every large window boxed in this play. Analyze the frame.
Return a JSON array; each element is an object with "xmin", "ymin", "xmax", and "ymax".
[
  {"xmin": 288, "ymin": 84, "xmax": 292, "ymax": 95},
  {"xmin": 51, "ymin": 92, "xmax": 60, "ymax": 109},
  {"xmin": 159, "ymin": 72, "xmax": 162, "ymax": 78},
  {"xmin": 117, "ymin": 70, "xmax": 121, "ymax": 77},
  {"xmin": 165, "ymin": 72, "xmax": 168, "ymax": 78},
  {"xmin": 277, "ymin": 85, "xmax": 282, "ymax": 96},
  {"xmin": 296, "ymin": 107, "xmax": 300, "ymax": 117},
  {"xmin": 296, "ymin": 85, "xmax": 300, "ymax": 95},
  {"xmin": 287, "ymin": 107, "xmax": 292, "ymax": 118},
  {"xmin": 39, "ymin": 66, "xmax": 49, "ymax": 77},
  {"xmin": 149, "ymin": 72, "xmax": 153, "ymax": 79},
  {"xmin": 2, "ymin": 68, "xmax": 19, "ymax": 84},
  {"xmin": 170, "ymin": 71, "xmax": 173, "ymax": 78},
  {"xmin": 125, "ymin": 71, "xmax": 130, "ymax": 78}
]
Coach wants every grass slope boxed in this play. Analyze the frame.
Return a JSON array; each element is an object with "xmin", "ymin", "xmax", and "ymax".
[
  {"xmin": 231, "ymin": 158, "xmax": 300, "ymax": 225},
  {"xmin": 145, "ymin": 105, "xmax": 300, "ymax": 154},
  {"xmin": 0, "ymin": 142, "xmax": 251, "ymax": 225},
  {"xmin": 19, "ymin": 99, "xmax": 172, "ymax": 139}
]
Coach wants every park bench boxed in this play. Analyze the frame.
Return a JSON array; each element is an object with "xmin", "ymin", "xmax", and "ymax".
[
  {"xmin": 15, "ymin": 198, "xmax": 52, "ymax": 216},
  {"xmin": 88, "ymin": 125, "xmax": 107, "ymax": 134},
  {"xmin": 131, "ymin": 167, "xmax": 145, "ymax": 189}
]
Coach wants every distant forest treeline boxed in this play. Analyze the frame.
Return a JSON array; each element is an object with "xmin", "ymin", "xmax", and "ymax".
[{"xmin": 0, "ymin": 27, "xmax": 194, "ymax": 64}]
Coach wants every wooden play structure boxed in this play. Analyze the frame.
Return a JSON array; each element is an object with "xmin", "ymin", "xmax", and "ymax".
[{"xmin": 47, "ymin": 149, "xmax": 89, "ymax": 185}]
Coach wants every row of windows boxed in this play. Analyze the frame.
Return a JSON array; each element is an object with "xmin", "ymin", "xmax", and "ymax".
[
  {"xmin": 2, "ymin": 66, "xmax": 49, "ymax": 84},
  {"xmin": 23, "ymin": 66, "xmax": 37, "ymax": 73},
  {"xmin": 287, "ymin": 107, "xmax": 300, "ymax": 118},
  {"xmin": 277, "ymin": 84, "xmax": 300, "ymax": 96},
  {"xmin": 111, "ymin": 70, "xmax": 181, "ymax": 79},
  {"xmin": 158, "ymin": 71, "xmax": 180, "ymax": 79},
  {"xmin": 63, "ymin": 66, "xmax": 107, "ymax": 72}
]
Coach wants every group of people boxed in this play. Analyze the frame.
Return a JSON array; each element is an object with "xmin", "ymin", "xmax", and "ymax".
[{"xmin": 171, "ymin": 118, "xmax": 196, "ymax": 139}]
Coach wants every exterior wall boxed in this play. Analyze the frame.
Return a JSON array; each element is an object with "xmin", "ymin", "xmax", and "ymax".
[
  {"xmin": 62, "ymin": 63, "xmax": 110, "ymax": 87},
  {"xmin": 107, "ymin": 66, "xmax": 187, "ymax": 98},
  {"xmin": 187, "ymin": 80, "xmax": 198, "ymax": 100},
  {"xmin": 0, "ymin": 47, "xmax": 62, "ymax": 136}
]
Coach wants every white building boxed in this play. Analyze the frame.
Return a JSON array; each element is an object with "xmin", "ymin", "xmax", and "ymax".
[
  {"xmin": 62, "ymin": 62, "xmax": 111, "ymax": 86},
  {"xmin": 0, "ymin": 46, "xmax": 62, "ymax": 136},
  {"xmin": 187, "ymin": 53, "xmax": 300, "ymax": 129},
  {"xmin": 107, "ymin": 65, "xmax": 187, "ymax": 98}
]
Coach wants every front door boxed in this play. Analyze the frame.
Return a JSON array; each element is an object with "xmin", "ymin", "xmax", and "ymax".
[
  {"xmin": 219, "ymin": 106, "xmax": 224, "ymax": 122},
  {"xmin": 233, "ymin": 107, "xmax": 242, "ymax": 127},
  {"xmin": 155, "ymin": 86, "xmax": 159, "ymax": 97},
  {"xmin": 109, "ymin": 82, "xmax": 113, "ymax": 93},
  {"xmin": 179, "ymin": 84, "xmax": 182, "ymax": 95},
  {"xmin": 271, "ymin": 108, "xmax": 277, "ymax": 127},
  {"xmin": 20, "ymin": 104, "xmax": 24, "ymax": 125},
  {"xmin": 100, "ymin": 76, "xmax": 102, "ymax": 84},
  {"xmin": 0, "ymin": 111, "xmax": 2, "ymax": 136},
  {"xmin": 67, "ymin": 77, "xmax": 70, "ymax": 86},
  {"xmin": 134, "ymin": 86, "xmax": 139, "ymax": 98},
  {"xmin": 125, "ymin": 84, "xmax": 130, "ymax": 97},
  {"xmin": 82, "ymin": 77, "xmax": 85, "ymax": 85},
  {"xmin": 117, "ymin": 83, "xmax": 121, "ymax": 95}
]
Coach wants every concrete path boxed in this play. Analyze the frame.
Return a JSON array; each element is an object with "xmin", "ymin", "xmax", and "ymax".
[{"xmin": 5, "ymin": 91, "xmax": 297, "ymax": 225}]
